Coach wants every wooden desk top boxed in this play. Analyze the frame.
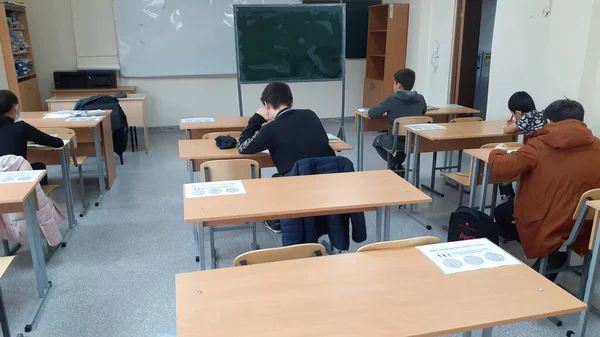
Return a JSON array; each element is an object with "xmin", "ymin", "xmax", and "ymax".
[
  {"xmin": 354, "ymin": 106, "xmax": 480, "ymax": 119},
  {"xmin": 50, "ymin": 86, "xmax": 136, "ymax": 96},
  {"xmin": 20, "ymin": 112, "xmax": 106, "ymax": 128},
  {"xmin": 178, "ymin": 139, "xmax": 352, "ymax": 161},
  {"xmin": 464, "ymin": 146, "xmax": 522, "ymax": 163},
  {"xmin": 0, "ymin": 170, "xmax": 46, "ymax": 214},
  {"xmin": 184, "ymin": 170, "xmax": 431, "ymax": 225},
  {"xmin": 0, "ymin": 256, "xmax": 14, "ymax": 279},
  {"xmin": 408, "ymin": 120, "xmax": 508, "ymax": 141},
  {"xmin": 179, "ymin": 117, "xmax": 250, "ymax": 131},
  {"xmin": 46, "ymin": 94, "xmax": 146, "ymax": 102},
  {"xmin": 28, "ymin": 132, "xmax": 74, "ymax": 151},
  {"xmin": 176, "ymin": 247, "xmax": 585, "ymax": 337}
]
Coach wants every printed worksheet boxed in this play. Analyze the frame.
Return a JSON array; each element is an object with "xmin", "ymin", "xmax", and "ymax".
[
  {"xmin": 185, "ymin": 181, "xmax": 246, "ymax": 198},
  {"xmin": 180, "ymin": 117, "xmax": 215, "ymax": 123},
  {"xmin": 0, "ymin": 171, "xmax": 44, "ymax": 184},
  {"xmin": 65, "ymin": 117, "xmax": 102, "ymax": 122},
  {"xmin": 406, "ymin": 124, "xmax": 446, "ymax": 131},
  {"xmin": 327, "ymin": 133, "xmax": 339, "ymax": 142},
  {"xmin": 417, "ymin": 239, "xmax": 521, "ymax": 274}
]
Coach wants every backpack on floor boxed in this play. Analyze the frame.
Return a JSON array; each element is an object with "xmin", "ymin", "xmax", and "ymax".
[{"xmin": 447, "ymin": 206, "xmax": 499, "ymax": 244}]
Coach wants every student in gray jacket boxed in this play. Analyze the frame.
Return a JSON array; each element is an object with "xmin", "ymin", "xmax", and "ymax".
[{"xmin": 368, "ymin": 68, "xmax": 427, "ymax": 176}]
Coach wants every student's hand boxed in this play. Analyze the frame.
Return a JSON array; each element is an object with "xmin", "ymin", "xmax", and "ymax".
[
  {"xmin": 513, "ymin": 111, "xmax": 523, "ymax": 120},
  {"xmin": 494, "ymin": 143, "xmax": 509, "ymax": 151},
  {"xmin": 256, "ymin": 107, "xmax": 270, "ymax": 120}
]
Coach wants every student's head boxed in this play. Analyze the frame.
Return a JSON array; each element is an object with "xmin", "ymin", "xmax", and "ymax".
[
  {"xmin": 0, "ymin": 90, "xmax": 19, "ymax": 118},
  {"xmin": 393, "ymin": 68, "xmax": 416, "ymax": 92},
  {"xmin": 543, "ymin": 99, "xmax": 585, "ymax": 123},
  {"xmin": 261, "ymin": 82, "xmax": 293, "ymax": 119},
  {"xmin": 508, "ymin": 91, "xmax": 536, "ymax": 114}
]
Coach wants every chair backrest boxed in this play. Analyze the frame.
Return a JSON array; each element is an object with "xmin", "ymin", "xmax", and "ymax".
[
  {"xmin": 233, "ymin": 243, "xmax": 326, "ymax": 266},
  {"xmin": 202, "ymin": 131, "xmax": 242, "ymax": 140},
  {"xmin": 450, "ymin": 117, "xmax": 484, "ymax": 123},
  {"xmin": 39, "ymin": 127, "xmax": 77, "ymax": 148},
  {"xmin": 572, "ymin": 189, "xmax": 600, "ymax": 221},
  {"xmin": 356, "ymin": 236, "xmax": 441, "ymax": 253},
  {"xmin": 199, "ymin": 159, "xmax": 260, "ymax": 182},
  {"xmin": 393, "ymin": 116, "xmax": 434, "ymax": 137},
  {"xmin": 480, "ymin": 142, "xmax": 522, "ymax": 149}
]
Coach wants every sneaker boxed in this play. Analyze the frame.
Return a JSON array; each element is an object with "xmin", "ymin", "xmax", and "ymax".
[
  {"xmin": 263, "ymin": 220, "xmax": 281, "ymax": 233},
  {"xmin": 532, "ymin": 251, "xmax": 568, "ymax": 282}
]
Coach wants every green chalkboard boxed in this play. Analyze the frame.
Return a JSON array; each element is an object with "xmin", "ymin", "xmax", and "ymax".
[{"xmin": 234, "ymin": 5, "xmax": 345, "ymax": 83}]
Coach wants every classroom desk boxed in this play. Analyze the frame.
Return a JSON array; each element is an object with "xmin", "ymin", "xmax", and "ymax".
[
  {"xmin": 50, "ymin": 86, "xmax": 136, "ymax": 96},
  {"xmin": 184, "ymin": 170, "xmax": 432, "ymax": 270},
  {"xmin": 578, "ymin": 200, "xmax": 600, "ymax": 336},
  {"xmin": 180, "ymin": 117, "xmax": 250, "ymax": 139},
  {"xmin": 0, "ymin": 171, "xmax": 52, "ymax": 333},
  {"xmin": 463, "ymin": 146, "xmax": 521, "ymax": 215},
  {"xmin": 404, "ymin": 121, "xmax": 514, "ymax": 195},
  {"xmin": 353, "ymin": 106, "xmax": 480, "ymax": 171},
  {"xmin": 46, "ymin": 94, "xmax": 150, "ymax": 153},
  {"xmin": 20, "ymin": 112, "xmax": 116, "ymax": 205},
  {"xmin": 176, "ymin": 245, "xmax": 586, "ymax": 337},
  {"xmin": 0, "ymin": 256, "xmax": 14, "ymax": 337},
  {"xmin": 27, "ymin": 132, "xmax": 77, "ymax": 244},
  {"xmin": 178, "ymin": 139, "xmax": 353, "ymax": 182}
]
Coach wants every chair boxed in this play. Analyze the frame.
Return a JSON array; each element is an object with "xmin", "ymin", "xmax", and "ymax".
[
  {"xmin": 357, "ymin": 236, "xmax": 440, "ymax": 252},
  {"xmin": 40, "ymin": 128, "xmax": 90, "ymax": 217},
  {"xmin": 234, "ymin": 243, "xmax": 326, "ymax": 266},
  {"xmin": 198, "ymin": 159, "xmax": 260, "ymax": 269},
  {"xmin": 387, "ymin": 116, "xmax": 433, "ymax": 171},
  {"xmin": 538, "ymin": 189, "xmax": 600, "ymax": 329},
  {"xmin": 202, "ymin": 131, "xmax": 242, "ymax": 140}
]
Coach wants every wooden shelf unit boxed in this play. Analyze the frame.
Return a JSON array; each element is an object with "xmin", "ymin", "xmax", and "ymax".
[
  {"xmin": 0, "ymin": 3, "xmax": 41, "ymax": 111},
  {"xmin": 362, "ymin": 4, "xmax": 409, "ymax": 108}
]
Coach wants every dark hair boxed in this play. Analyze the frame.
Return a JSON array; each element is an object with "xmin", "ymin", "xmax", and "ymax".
[
  {"xmin": 260, "ymin": 82, "xmax": 293, "ymax": 109},
  {"xmin": 508, "ymin": 91, "xmax": 536, "ymax": 113},
  {"xmin": 0, "ymin": 90, "xmax": 18, "ymax": 115},
  {"xmin": 394, "ymin": 68, "xmax": 416, "ymax": 91},
  {"xmin": 543, "ymin": 99, "xmax": 585, "ymax": 122}
]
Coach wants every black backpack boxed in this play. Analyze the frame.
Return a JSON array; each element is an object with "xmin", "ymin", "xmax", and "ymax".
[{"xmin": 447, "ymin": 207, "xmax": 499, "ymax": 244}]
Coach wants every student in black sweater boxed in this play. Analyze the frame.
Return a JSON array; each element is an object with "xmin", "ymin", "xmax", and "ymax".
[
  {"xmin": 0, "ymin": 90, "xmax": 63, "ymax": 185},
  {"xmin": 238, "ymin": 82, "xmax": 334, "ymax": 175}
]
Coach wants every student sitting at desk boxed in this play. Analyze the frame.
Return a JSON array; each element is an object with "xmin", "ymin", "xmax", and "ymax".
[
  {"xmin": 368, "ymin": 68, "xmax": 427, "ymax": 176},
  {"xmin": 0, "ymin": 90, "xmax": 63, "ymax": 185},
  {"xmin": 489, "ymin": 99, "xmax": 600, "ymax": 280},
  {"xmin": 503, "ymin": 91, "xmax": 545, "ymax": 138}
]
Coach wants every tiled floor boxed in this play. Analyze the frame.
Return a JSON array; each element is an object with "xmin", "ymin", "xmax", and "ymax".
[{"xmin": 2, "ymin": 119, "xmax": 599, "ymax": 336}]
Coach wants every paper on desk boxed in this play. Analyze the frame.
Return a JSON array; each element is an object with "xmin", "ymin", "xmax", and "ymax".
[
  {"xmin": 44, "ymin": 110, "xmax": 76, "ymax": 119},
  {"xmin": 185, "ymin": 180, "xmax": 246, "ymax": 198},
  {"xmin": 181, "ymin": 117, "xmax": 215, "ymax": 123},
  {"xmin": 65, "ymin": 117, "xmax": 102, "ymax": 122},
  {"xmin": 0, "ymin": 171, "xmax": 44, "ymax": 184},
  {"xmin": 428, "ymin": 104, "xmax": 462, "ymax": 109},
  {"xmin": 356, "ymin": 108, "xmax": 369, "ymax": 113},
  {"xmin": 406, "ymin": 124, "xmax": 446, "ymax": 131},
  {"xmin": 417, "ymin": 238, "xmax": 520, "ymax": 275},
  {"xmin": 507, "ymin": 149, "xmax": 517, "ymax": 154},
  {"xmin": 327, "ymin": 133, "xmax": 339, "ymax": 142}
]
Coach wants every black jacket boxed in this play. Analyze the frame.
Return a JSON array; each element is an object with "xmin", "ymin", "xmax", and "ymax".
[
  {"xmin": 281, "ymin": 156, "xmax": 367, "ymax": 251},
  {"xmin": 368, "ymin": 90, "xmax": 427, "ymax": 149},
  {"xmin": 238, "ymin": 108, "xmax": 334, "ymax": 174},
  {"xmin": 0, "ymin": 116, "xmax": 63, "ymax": 159}
]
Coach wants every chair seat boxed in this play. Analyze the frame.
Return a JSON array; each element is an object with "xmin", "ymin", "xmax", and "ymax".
[
  {"xmin": 42, "ymin": 184, "xmax": 60, "ymax": 195},
  {"xmin": 70, "ymin": 156, "xmax": 88, "ymax": 166},
  {"xmin": 442, "ymin": 172, "xmax": 471, "ymax": 187}
]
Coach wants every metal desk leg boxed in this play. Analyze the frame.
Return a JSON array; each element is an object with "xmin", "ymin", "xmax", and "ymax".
[
  {"xmin": 209, "ymin": 227, "xmax": 216, "ymax": 270},
  {"xmin": 405, "ymin": 132, "xmax": 413, "ymax": 184},
  {"xmin": 196, "ymin": 222, "xmax": 206, "ymax": 270},
  {"xmin": 23, "ymin": 193, "xmax": 52, "ymax": 332},
  {"xmin": 468, "ymin": 159, "xmax": 480, "ymax": 208},
  {"xmin": 188, "ymin": 160, "xmax": 194, "ymax": 183},
  {"xmin": 412, "ymin": 136, "xmax": 420, "ymax": 187},
  {"xmin": 0, "ymin": 285, "xmax": 11, "ymax": 337},
  {"xmin": 420, "ymin": 152, "xmax": 445, "ymax": 197},
  {"xmin": 479, "ymin": 163, "xmax": 490, "ymax": 212},
  {"xmin": 375, "ymin": 207, "xmax": 383, "ymax": 242},
  {"xmin": 93, "ymin": 126, "xmax": 107, "ymax": 206},
  {"xmin": 357, "ymin": 117, "xmax": 364, "ymax": 171},
  {"xmin": 60, "ymin": 146, "xmax": 76, "ymax": 246},
  {"xmin": 490, "ymin": 184, "xmax": 499, "ymax": 219},
  {"xmin": 482, "ymin": 327, "xmax": 493, "ymax": 337},
  {"xmin": 574, "ymin": 213, "xmax": 600, "ymax": 336},
  {"xmin": 383, "ymin": 206, "xmax": 392, "ymax": 241}
]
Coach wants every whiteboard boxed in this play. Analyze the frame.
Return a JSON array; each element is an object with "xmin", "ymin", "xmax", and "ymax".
[{"xmin": 113, "ymin": 0, "xmax": 300, "ymax": 78}]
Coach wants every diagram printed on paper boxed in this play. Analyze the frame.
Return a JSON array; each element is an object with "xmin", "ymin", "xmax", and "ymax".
[
  {"xmin": 0, "ymin": 171, "xmax": 44, "ymax": 184},
  {"xmin": 185, "ymin": 180, "xmax": 246, "ymax": 198}
]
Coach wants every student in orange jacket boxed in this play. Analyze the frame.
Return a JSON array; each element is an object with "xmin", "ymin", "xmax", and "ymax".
[{"xmin": 489, "ymin": 99, "xmax": 600, "ymax": 274}]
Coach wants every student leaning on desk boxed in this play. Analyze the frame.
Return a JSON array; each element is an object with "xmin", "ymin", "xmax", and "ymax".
[
  {"xmin": 488, "ymin": 99, "xmax": 600, "ymax": 280},
  {"xmin": 0, "ymin": 90, "xmax": 63, "ymax": 186}
]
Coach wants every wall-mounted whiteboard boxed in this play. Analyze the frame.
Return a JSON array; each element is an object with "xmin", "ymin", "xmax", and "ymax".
[{"xmin": 113, "ymin": 0, "xmax": 300, "ymax": 78}]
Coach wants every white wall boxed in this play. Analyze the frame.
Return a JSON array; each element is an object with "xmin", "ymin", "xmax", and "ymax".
[{"xmin": 486, "ymin": 0, "xmax": 600, "ymax": 134}]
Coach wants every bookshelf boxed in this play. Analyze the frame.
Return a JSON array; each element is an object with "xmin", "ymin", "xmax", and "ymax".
[
  {"xmin": 0, "ymin": 3, "xmax": 41, "ymax": 111},
  {"xmin": 362, "ymin": 4, "xmax": 409, "ymax": 108}
]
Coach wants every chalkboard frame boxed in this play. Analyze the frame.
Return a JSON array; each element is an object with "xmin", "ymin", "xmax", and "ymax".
[{"xmin": 233, "ymin": 4, "xmax": 347, "ymax": 140}]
